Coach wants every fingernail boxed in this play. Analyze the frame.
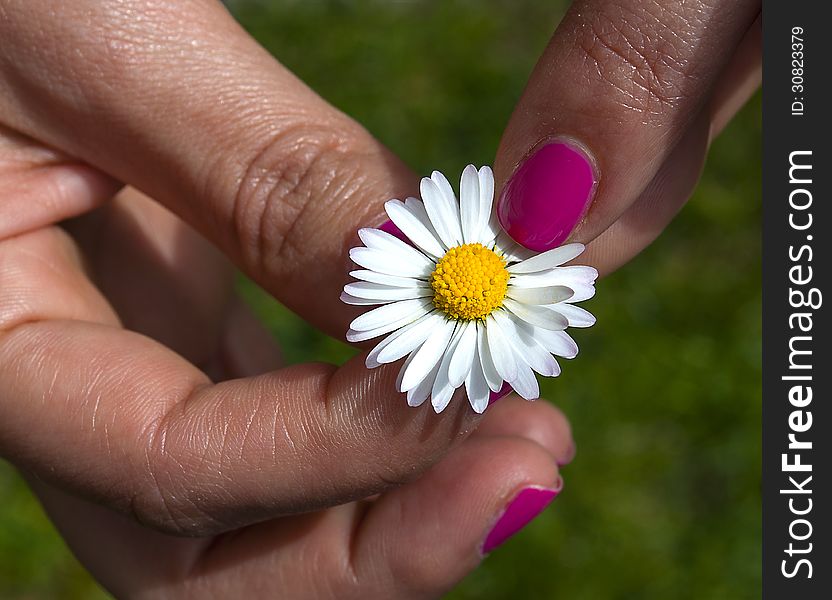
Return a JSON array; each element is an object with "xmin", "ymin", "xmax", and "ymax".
[
  {"xmin": 488, "ymin": 382, "xmax": 513, "ymax": 406},
  {"xmin": 379, "ymin": 219, "xmax": 409, "ymax": 243},
  {"xmin": 481, "ymin": 481, "xmax": 562, "ymax": 554},
  {"xmin": 497, "ymin": 140, "xmax": 597, "ymax": 252}
]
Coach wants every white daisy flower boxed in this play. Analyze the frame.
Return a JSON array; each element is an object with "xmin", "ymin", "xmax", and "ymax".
[{"xmin": 341, "ymin": 165, "xmax": 597, "ymax": 414}]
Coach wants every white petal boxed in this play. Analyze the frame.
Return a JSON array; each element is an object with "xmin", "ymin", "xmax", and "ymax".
[
  {"xmin": 508, "ymin": 285, "xmax": 574, "ymax": 305},
  {"xmin": 509, "ymin": 359, "xmax": 540, "ymax": 401},
  {"xmin": 508, "ymin": 316, "xmax": 561, "ymax": 378},
  {"xmin": 405, "ymin": 196, "xmax": 445, "ymax": 247},
  {"xmin": 357, "ymin": 228, "xmax": 435, "ymax": 271},
  {"xmin": 376, "ymin": 313, "xmax": 444, "ymax": 364},
  {"xmin": 534, "ymin": 329, "xmax": 579, "ymax": 359},
  {"xmin": 481, "ymin": 214, "xmax": 502, "ymax": 250},
  {"xmin": 508, "ymin": 273, "xmax": 559, "ymax": 288},
  {"xmin": 448, "ymin": 321, "xmax": 477, "ymax": 388},
  {"xmin": 550, "ymin": 303, "xmax": 597, "ymax": 328},
  {"xmin": 344, "ymin": 282, "xmax": 431, "ymax": 302},
  {"xmin": 430, "ymin": 325, "xmax": 466, "ymax": 413},
  {"xmin": 493, "ymin": 231, "xmax": 535, "ymax": 264},
  {"xmin": 507, "ymin": 243, "xmax": 586, "ymax": 273},
  {"xmin": 349, "ymin": 270, "xmax": 427, "ymax": 287},
  {"xmin": 341, "ymin": 292, "xmax": 391, "ymax": 306},
  {"xmin": 552, "ymin": 265, "xmax": 599, "ymax": 284},
  {"xmin": 400, "ymin": 319, "xmax": 456, "ymax": 392},
  {"xmin": 431, "ymin": 384, "xmax": 454, "ymax": 414},
  {"xmin": 546, "ymin": 266, "xmax": 597, "ymax": 303},
  {"xmin": 465, "ymin": 344, "xmax": 491, "ymax": 413},
  {"xmin": 347, "ymin": 302, "xmax": 431, "ymax": 342},
  {"xmin": 396, "ymin": 348, "xmax": 417, "ymax": 391},
  {"xmin": 350, "ymin": 248, "xmax": 431, "ymax": 278},
  {"xmin": 493, "ymin": 312, "xmax": 560, "ymax": 377},
  {"xmin": 350, "ymin": 298, "xmax": 431, "ymax": 332},
  {"xmin": 504, "ymin": 299, "xmax": 568, "ymax": 331},
  {"xmin": 367, "ymin": 335, "xmax": 398, "ymax": 369},
  {"xmin": 485, "ymin": 315, "xmax": 518, "ymax": 382},
  {"xmin": 509, "ymin": 265, "xmax": 597, "ymax": 289},
  {"xmin": 475, "ymin": 166, "xmax": 497, "ymax": 244},
  {"xmin": 567, "ymin": 282, "xmax": 596, "ymax": 302},
  {"xmin": 405, "ymin": 357, "xmax": 439, "ymax": 407},
  {"xmin": 367, "ymin": 312, "xmax": 440, "ymax": 368},
  {"xmin": 421, "ymin": 177, "xmax": 461, "ymax": 248},
  {"xmin": 430, "ymin": 170, "xmax": 464, "ymax": 242},
  {"xmin": 477, "ymin": 323, "xmax": 503, "ymax": 392},
  {"xmin": 385, "ymin": 199, "xmax": 445, "ymax": 258},
  {"xmin": 347, "ymin": 312, "xmax": 429, "ymax": 342},
  {"xmin": 459, "ymin": 165, "xmax": 481, "ymax": 243}
]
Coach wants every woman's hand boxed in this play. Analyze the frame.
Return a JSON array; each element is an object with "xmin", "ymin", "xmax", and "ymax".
[
  {"xmin": 24, "ymin": 187, "xmax": 573, "ymax": 597},
  {"xmin": 0, "ymin": 0, "xmax": 758, "ymax": 596}
]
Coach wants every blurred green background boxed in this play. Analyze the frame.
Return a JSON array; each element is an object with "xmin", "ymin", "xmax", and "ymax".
[{"xmin": 0, "ymin": 0, "xmax": 760, "ymax": 598}]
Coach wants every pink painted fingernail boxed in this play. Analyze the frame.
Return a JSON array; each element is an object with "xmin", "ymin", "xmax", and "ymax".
[
  {"xmin": 379, "ymin": 219, "xmax": 408, "ymax": 243},
  {"xmin": 497, "ymin": 140, "xmax": 597, "ymax": 252},
  {"xmin": 488, "ymin": 382, "xmax": 513, "ymax": 406},
  {"xmin": 481, "ymin": 481, "xmax": 562, "ymax": 554}
]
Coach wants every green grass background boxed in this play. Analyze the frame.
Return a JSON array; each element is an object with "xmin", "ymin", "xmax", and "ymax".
[{"xmin": 0, "ymin": 1, "xmax": 761, "ymax": 598}]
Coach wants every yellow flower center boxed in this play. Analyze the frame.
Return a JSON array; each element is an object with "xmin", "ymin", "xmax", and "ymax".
[{"xmin": 430, "ymin": 243, "xmax": 509, "ymax": 321}]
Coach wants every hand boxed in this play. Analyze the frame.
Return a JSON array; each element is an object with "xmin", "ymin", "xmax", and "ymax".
[{"xmin": 0, "ymin": 0, "xmax": 758, "ymax": 597}]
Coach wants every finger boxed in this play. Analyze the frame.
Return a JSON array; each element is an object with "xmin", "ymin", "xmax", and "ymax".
[
  {"xmin": 0, "ymin": 229, "xmax": 480, "ymax": 536},
  {"xmin": 492, "ymin": 0, "xmax": 760, "ymax": 252},
  {"xmin": 0, "ymin": 125, "xmax": 121, "ymax": 241},
  {"xmin": 166, "ymin": 434, "xmax": 561, "ymax": 598},
  {"xmin": 23, "ymin": 473, "xmax": 208, "ymax": 599},
  {"xmin": 474, "ymin": 395, "xmax": 575, "ymax": 466},
  {"xmin": 30, "ymin": 468, "xmax": 361, "ymax": 598},
  {"xmin": 0, "ymin": 0, "xmax": 415, "ymax": 338},
  {"xmin": 31, "ymin": 430, "xmax": 561, "ymax": 598},
  {"xmin": 350, "ymin": 435, "xmax": 561, "ymax": 597},
  {"xmin": 28, "ymin": 380, "xmax": 568, "ymax": 598}
]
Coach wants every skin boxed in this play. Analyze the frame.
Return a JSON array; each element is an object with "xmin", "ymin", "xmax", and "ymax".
[{"xmin": 0, "ymin": 0, "xmax": 759, "ymax": 597}]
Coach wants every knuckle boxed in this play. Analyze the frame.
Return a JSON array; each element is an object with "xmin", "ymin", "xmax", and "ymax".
[
  {"xmin": 227, "ymin": 123, "xmax": 371, "ymax": 280},
  {"xmin": 573, "ymin": 0, "xmax": 702, "ymax": 115}
]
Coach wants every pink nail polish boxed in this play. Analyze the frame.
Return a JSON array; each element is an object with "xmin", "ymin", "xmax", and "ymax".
[
  {"xmin": 488, "ymin": 382, "xmax": 513, "ymax": 406},
  {"xmin": 481, "ymin": 482, "xmax": 562, "ymax": 554},
  {"xmin": 379, "ymin": 219, "xmax": 409, "ymax": 243},
  {"xmin": 497, "ymin": 140, "xmax": 596, "ymax": 252}
]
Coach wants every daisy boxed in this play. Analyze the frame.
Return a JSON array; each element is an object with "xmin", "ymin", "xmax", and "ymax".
[{"xmin": 341, "ymin": 165, "xmax": 597, "ymax": 414}]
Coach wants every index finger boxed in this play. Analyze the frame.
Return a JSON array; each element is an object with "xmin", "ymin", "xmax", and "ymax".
[{"xmin": 0, "ymin": 0, "xmax": 414, "ymax": 338}]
